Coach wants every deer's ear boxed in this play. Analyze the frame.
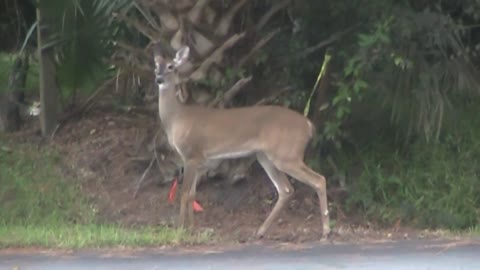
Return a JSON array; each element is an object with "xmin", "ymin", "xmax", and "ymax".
[{"xmin": 174, "ymin": 46, "xmax": 190, "ymax": 67}]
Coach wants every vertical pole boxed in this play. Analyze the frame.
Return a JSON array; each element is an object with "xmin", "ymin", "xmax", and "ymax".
[{"xmin": 36, "ymin": 5, "xmax": 58, "ymax": 136}]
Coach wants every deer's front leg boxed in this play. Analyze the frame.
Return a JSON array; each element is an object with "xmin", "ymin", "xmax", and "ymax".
[
  {"xmin": 179, "ymin": 165, "xmax": 192, "ymax": 228},
  {"xmin": 179, "ymin": 162, "xmax": 200, "ymax": 229}
]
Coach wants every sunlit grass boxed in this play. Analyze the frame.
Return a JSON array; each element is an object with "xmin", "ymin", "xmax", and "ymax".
[{"xmin": 0, "ymin": 224, "xmax": 211, "ymax": 249}]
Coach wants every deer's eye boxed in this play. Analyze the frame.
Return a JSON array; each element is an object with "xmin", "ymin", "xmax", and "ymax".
[{"xmin": 166, "ymin": 64, "xmax": 174, "ymax": 71}]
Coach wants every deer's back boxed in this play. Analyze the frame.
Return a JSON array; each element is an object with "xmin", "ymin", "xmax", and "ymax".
[{"xmin": 171, "ymin": 105, "xmax": 314, "ymax": 160}]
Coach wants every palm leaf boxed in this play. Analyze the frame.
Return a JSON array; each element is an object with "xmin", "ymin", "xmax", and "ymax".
[{"xmin": 37, "ymin": 0, "xmax": 132, "ymax": 93}]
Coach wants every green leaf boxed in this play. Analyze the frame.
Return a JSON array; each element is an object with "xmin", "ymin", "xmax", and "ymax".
[
  {"xmin": 358, "ymin": 33, "xmax": 375, "ymax": 47},
  {"xmin": 19, "ymin": 22, "xmax": 38, "ymax": 55}
]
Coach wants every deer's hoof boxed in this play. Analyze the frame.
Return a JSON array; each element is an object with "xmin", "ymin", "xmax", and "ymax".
[
  {"xmin": 255, "ymin": 230, "xmax": 265, "ymax": 240},
  {"xmin": 323, "ymin": 226, "xmax": 331, "ymax": 237}
]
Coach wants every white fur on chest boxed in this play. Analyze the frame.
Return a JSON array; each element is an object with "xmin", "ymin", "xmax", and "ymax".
[{"xmin": 166, "ymin": 125, "xmax": 190, "ymax": 161}]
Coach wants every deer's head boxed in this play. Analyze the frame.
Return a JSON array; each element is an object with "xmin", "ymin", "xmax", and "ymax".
[{"xmin": 153, "ymin": 45, "xmax": 190, "ymax": 92}]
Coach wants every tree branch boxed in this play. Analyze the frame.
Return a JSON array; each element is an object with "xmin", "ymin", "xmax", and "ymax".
[
  {"xmin": 238, "ymin": 28, "xmax": 281, "ymax": 68},
  {"xmin": 209, "ymin": 76, "xmax": 253, "ymax": 108},
  {"xmin": 297, "ymin": 25, "xmax": 359, "ymax": 58},
  {"xmin": 188, "ymin": 0, "xmax": 212, "ymax": 24},
  {"xmin": 133, "ymin": 130, "xmax": 162, "ymax": 199},
  {"xmin": 256, "ymin": 0, "xmax": 291, "ymax": 32},
  {"xmin": 255, "ymin": 86, "xmax": 292, "ymax": 106},
  {"xmin": 215, "ymin": 0, "xmax": 250, "ymax": 36},
  {"xmin": 139, "ymin": 0, "xmax": 179, "ymax": 32},
  {"xmin": 132, "ymin": 157, "xmax": 156, "ymax": 199},
  {"xmin": 190, "ymin": 32, "xmax": 246, "ymax": 81},
  {"xmin": 113, "ymin": 12, "xmax": 158, "ymax": 41}
]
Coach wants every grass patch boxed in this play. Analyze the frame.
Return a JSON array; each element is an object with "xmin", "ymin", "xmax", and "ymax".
[
  {"xmin": 467, "ymin": 226, "xmax": 480, "ymax": 237},
  {"xmin": 0, "ymin": 139, "xmax": 211, "ymax": 248},
  {"xmin": 0, "ymin": 225, "xmax": 211, "ymax": 249},
  {"xmin": 0, "ymin": 140, "xmax": 94, "ymax": 225}
]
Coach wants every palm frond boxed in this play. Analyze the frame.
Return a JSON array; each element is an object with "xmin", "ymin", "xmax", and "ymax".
[
  {"xmin": 37, "ymin": 0, "xmax": 132, "ymax": 92},
  {"xmin": 373, "ymin": 6, "xmax": 480, "ymax": 143}
]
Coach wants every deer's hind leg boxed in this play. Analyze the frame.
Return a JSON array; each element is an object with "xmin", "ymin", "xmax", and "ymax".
[
  {"xmin": 255, "ymin": 152, "xmax": 294, "ymax": 238},
  {"xmin": 273, "ymin": 159, "xmax": 330, "ymax": 237}
]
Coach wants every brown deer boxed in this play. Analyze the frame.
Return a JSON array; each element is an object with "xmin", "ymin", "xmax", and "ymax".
[{"xmin": 153, "ymin": 44, "xmax": 330, "ymax": 238}]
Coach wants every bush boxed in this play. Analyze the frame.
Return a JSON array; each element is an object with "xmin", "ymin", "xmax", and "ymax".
[{"xmin": 343, "ymin": 99, "xmax": 480, "ymax": 229}]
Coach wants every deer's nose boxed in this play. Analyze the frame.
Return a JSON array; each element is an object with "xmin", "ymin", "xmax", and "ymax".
[{"xmin": 156, "ymin": 76, "xmax": 165, "ymax": 84}]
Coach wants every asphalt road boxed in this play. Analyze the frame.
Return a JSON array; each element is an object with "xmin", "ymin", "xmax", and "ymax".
[{"xmin": 1, "ymin": 239, "xmax": 479, "ymax": 270}]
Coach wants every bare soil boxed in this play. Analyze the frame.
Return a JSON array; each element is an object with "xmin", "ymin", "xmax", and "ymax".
[{"xmin": 9, "ymin": 106, "xmax": 449, "ymax": 246}]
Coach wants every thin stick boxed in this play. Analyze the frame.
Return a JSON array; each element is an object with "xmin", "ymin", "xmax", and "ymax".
[
  {"xmin": 49, "ymin": 123, "xmax": 61, "ymax": 141},
  {"xmin": 255, "ymin": 86, "xmax": 291, "ymax": 106},
  {"xmin": 133, "ymin": 157, "xmax": 155, "ymax": 199},
  {"xmin": 303, "ymin": 48, "xmax": 332, "ymax": 117},
  {"xmin": 132, "ymin": 130, "xmax": 163, "ymax": 199},
  {"xmin": 190, "ymin": 32, "xmax": 246, "ymax": 80},
  {"xmin": 152, "ymin": 131, "xmax": 163, "ymax": 177},
  {"xmin": 255, "ymin": 0, "xmax": 291, "ymax": 32}
]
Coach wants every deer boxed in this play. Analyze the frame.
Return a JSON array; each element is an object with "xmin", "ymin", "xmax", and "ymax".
[{"xmin": 153, "ymin": 43, "xmax": 331, "ymax": 239}]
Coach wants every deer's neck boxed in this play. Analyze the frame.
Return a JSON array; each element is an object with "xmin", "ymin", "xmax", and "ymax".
[{"xmin": 158, "ymin": 84, "xmax": 186, "ymax": 130}]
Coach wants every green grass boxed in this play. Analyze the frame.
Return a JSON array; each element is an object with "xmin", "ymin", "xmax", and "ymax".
[
  {"xmin": 0, "ymin": 224, "xmax": 210, "ymax": 249},
  {"xmin": 348, "ymin": 145, "xmax": 479, "ymax": 229},
  {"xmin": 0, "ymin": 224, "xmax": 211, "ymax": 249},
  {"xmin": 467, "ymin": 226, "xmax": 480, "ymax": 237},
  {"xmin": 0, "ymin": 139, "xmax": 210, "ymax": 248},
  {"xmin": 0, "ymin": 140, "xmax": 93, "ymax": 226}
]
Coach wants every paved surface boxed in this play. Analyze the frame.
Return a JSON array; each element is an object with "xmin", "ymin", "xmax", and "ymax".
[{"xmin": 1, "ymin": 239, "xmax": 479, "ymax": 270}]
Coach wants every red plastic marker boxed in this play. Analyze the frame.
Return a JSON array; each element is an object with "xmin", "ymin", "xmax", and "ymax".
[
  {"xmin": 168, "ymin": 178, "xmax": 178, "ymax": 203},
  {"xmin": 168, "ymin": 178, "xmax": 204, "ymax": 212},
  {"xmin": 192, "ymin": 200, "xmax": 204, "ymax": 212}
]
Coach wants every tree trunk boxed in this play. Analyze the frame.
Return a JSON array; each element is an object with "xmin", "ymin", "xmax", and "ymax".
[{"xmin": 36, "ymin": 6, "xmax": 59, "ymax": 136}]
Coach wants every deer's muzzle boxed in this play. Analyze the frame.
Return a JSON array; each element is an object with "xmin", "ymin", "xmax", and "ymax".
[{"xmin": 156, "ymin": 76, "xmax": 165, "ymax": 84}]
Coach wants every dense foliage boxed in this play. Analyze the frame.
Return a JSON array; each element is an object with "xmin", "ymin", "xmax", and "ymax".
[{"xmin": 286, "ymin": 0, "xmax": 480, "ymax": 229}]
